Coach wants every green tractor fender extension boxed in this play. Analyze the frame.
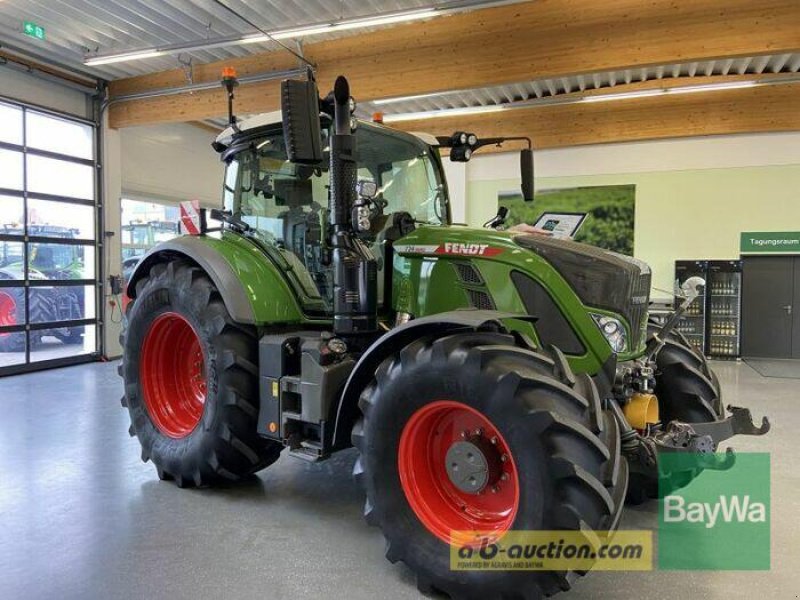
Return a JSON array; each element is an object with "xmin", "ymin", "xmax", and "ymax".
[{"xmin": 126, "ymin": 235, "xmax": 306, "ymax": 325}]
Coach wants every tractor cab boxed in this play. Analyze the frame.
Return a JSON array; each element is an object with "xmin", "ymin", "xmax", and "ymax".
[
  {"xmin": 215, "ymin": 113, "xmax": 450, "ymax": 315},
  {"xmin": 0, "ymin": 224, "xmax": 82, "ymax": 280}
]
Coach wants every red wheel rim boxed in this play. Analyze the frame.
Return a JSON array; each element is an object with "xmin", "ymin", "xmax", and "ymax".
[
  {"xmin": 0, "ymin": 291, "xmax": 17, "ymax": 337},
  {"xmin": 398, "ymin": 400, "xmax": 519, "ymax": 545},
  {"xmin": 140, "ymin": 312, "xmax": 207, "ymax": 438}
]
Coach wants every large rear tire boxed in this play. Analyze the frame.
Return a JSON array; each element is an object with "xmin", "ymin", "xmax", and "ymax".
[
  {"xmin": 28, "ymin": 289, "xmax": 57, "ymax": 348},
  {"xmin": 0, "ymin": 289, "xmax": 25, "ymax": 352},
  {"xmin": 120, "ymin": 259, "xmax": 282, "ymax": 487},
  {"xmin": 353, "ymin": 331, "xmax": 627, "ymax": 599}
]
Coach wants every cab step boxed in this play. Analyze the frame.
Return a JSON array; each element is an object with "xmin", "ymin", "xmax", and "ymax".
[{"xmin": 287, "ymin": 438, "xmax": 324, "ymax": 462}]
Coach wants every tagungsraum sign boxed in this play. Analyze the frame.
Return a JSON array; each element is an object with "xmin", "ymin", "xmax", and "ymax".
[
  {"xmin": 740, "ymin": 232, "xmax": 800, "ymax": 254},
  {"xmin": 658, "ymin": 452, "xmax": 770, "ymax": 570}
]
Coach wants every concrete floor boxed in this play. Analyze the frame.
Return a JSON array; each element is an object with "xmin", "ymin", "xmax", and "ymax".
[{"xmin": 0, "ymin": 360, "xmax": 797, "ymax": 600}]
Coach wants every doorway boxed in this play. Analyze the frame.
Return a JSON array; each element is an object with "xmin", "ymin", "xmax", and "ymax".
[
  {"xmin": 741, "ymin": 255, "xmax": 800, "ymax": 359},
  {"xmin": 0, "ymin": 99, "xmax": 99, "ymax": 375}
]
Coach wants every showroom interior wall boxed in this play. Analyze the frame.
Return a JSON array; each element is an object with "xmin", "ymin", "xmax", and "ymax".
[
  {"xmin": 459, "ymin": 132, "xmax": 800, "ymax": 297},
  {"xmin": 120, "ymin": 124, "xmax": 224, "ymax": 206},
  {"xmin": 100, "ymin": 122, "xmax": 225, "ymax": 358},
  {"xmin": 103, "ymin": 116, "xmax": 123, "ymax": 359}
]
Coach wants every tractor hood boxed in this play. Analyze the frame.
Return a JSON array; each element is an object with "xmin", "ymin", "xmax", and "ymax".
[
  {"xmin": 512, "ymin": 233, "xmax": 652, "ymax": 347},
  {"xmin": 513, "ymin": 233, "xmax": 651, "ymax": 311},
  {"xmin": 393, "ymin": 226, "xmax": 652, "ymax": 358}
]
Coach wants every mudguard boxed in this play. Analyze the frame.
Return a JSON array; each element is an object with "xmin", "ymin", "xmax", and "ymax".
[
  {"xmin": 330, "ymin": 309, "xmax": 519, "ymax": 449},
  {"xmin": 126, "ymin": 235, "xmax": 307, "ymax": 325}
]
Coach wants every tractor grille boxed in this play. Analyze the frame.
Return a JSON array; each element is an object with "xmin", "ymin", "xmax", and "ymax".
[
  {"xmin": 514, "ymin": 234, "xmax": 652, "ymax": 351},
  {"xmin": 453, "ymin": 262, "xmax": 484, "ymax": 285},
  {"xmin": 628, "ymin": 270, "xmax": 652, "ymax": 350},
  {"xmin": 466, "ymin": 289, "xmax": 496, "ymax": 310},
  {"xmin": 452, "ymin": 261, "xmax": 495, "ymax": 310}
]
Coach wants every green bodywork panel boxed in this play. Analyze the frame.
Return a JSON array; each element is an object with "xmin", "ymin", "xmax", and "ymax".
[
  {"xmin": 162, "ymin": 225, "xmax": 639, "ymax": 376},
  {"xmin": 392, "ymin": 226, "xmax": 642, "ymax": 376},
  {"xmin": 200, "ymin": 232, "xmax": 329, "ymax": 325}
]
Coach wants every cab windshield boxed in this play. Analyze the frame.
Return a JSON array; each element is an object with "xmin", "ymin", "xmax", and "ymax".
[{"xmin": 222, "ymin": 123, "xmax": 449, "ymax": 242}]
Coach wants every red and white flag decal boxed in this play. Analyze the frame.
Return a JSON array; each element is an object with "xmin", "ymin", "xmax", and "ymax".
[{"xmin": 180, "ymin": 200, "xmax": 202, "ymax": 235}]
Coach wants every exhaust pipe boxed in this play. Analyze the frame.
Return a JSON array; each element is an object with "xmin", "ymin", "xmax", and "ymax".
[{"xmin": 329, "ymin": 76, "xmax": 378, "ymax": 337}]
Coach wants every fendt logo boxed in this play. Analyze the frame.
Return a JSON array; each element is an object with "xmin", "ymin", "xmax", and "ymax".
[
  {"xmin": 394, "ymin": 243, "xmax": 505, "ymax": 257},
  {"xmin": 437, "ymin": 243, "xmax": 502, "ymax": 256},
  {"xmin": 663, "ymin": 495, "xmax": 766, "ymax": 529}
]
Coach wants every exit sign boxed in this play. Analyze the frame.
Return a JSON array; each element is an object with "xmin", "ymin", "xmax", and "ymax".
[{"xmin": 23, "ymin": 21, "xmax": 45, "ymax": 41}]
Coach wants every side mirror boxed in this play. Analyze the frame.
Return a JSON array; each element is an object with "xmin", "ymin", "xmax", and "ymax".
[
  {"xmin": 520, "ymin": 148, "xmax": 534, "ymax": 202},
  {"xmin": 483, "ymin": 206, "xmax": 509, "ymax": 229},
  {"xmin": 281, "ymin": 77, "xmax": 323, "ymax": 164}
]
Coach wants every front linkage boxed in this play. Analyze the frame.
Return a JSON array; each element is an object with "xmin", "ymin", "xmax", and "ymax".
[
  {"xmin": 614, "ymin": 276, "xmax": 770, "ymax": 494},
  {"xmin": 620, "ymin": 402, "xmax": 770, "ymax": 490}
]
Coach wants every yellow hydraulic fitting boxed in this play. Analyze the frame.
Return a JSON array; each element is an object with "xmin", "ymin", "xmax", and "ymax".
[{"xmin": 623, "ymin": 393, "xmax": 660, "ymax": 430}]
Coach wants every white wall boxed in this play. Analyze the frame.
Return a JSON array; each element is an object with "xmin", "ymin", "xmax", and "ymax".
[
  {"xmin": 0, "ymin": 67, "xmax": 90, "ymax": 119},
  {"xmin": 93, "ymin": 122, "xmax": 226, "ymax": 358},
  {"xmin": 103, "ymin": 118, "xmax": 123, "ymax": 358},
  {"xmin": 462, "ymin": 132, "xmax": 800, "ymax": 296},
  {"xmin": 441, "ymin": 159, "xmax": 467, "ymax": 223},
  {"xmin": 120, "ymin": 123, "xmax": 225, "ymax": 206},
  {"xmin": 466, "ymin": 132, "xmax": 800, "ymax": 182}
]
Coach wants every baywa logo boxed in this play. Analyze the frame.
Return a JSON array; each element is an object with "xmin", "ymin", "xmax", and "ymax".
[
  {"xmin": 663, "ymin": 494, "xmax": 766, "ymax": 529},
  {"xmin": 658, "ymin": 452, "xmax": 770, "ymax": 570}
]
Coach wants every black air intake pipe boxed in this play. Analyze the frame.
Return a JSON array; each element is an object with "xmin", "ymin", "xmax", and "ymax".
[{"xmin": 329, "ymin": 76, "xmax": 378, "ymax": 336}]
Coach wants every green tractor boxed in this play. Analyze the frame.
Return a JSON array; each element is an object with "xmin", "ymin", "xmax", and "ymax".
[
  {"xmin": 120, "ymin": 74, "xmax": 769, "ymax": 598},
  {"xmin": 122, "ymin": 220, "xmax": 179, "ymax": 262},
  {"xmin": 0, "ymin": 225, "xmax": 86, "ymax": 352}
]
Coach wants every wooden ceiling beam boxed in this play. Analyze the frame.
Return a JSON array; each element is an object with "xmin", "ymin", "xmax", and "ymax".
[
  {"xmin": 108, "ymin": 0, "xmax": 800, "ymax": 127},
  {"xmin": 391, "ymin": 82, "xmax": 800, "ymax": 150}
]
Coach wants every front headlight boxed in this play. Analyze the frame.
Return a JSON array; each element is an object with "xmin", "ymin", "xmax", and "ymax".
[{"xmin": 591, "ymin": 314, "xmax": 627, "ymax": 353}]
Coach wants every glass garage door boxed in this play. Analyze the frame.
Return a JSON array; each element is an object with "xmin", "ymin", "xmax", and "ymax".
[{"xmin": 0, "ymin": 99, "xmax": 99, "ymax": 375}]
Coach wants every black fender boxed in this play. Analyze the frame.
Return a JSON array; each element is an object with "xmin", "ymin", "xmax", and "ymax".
[
  {"xmin": 126, "ymin": 237, "xmax": 256, "ymax": 324},
  {"xmin": 330, "ymin": 309, "xmax": 520, "ymax": 449}
]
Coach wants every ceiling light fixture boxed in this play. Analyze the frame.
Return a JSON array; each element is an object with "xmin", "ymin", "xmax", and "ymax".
[
  {"xmin": 665, "ymin": 80, "xmax": 759, "ymax": 95},
  {"xmin": 382, "ymin": 104, "xmax": 507, "ymax": 122},
  {"xmin": 379, "ymin": 79, "xmax": 772, "ymax": 121},
  {"xmin": 85, "ymin": 49, "xmax": 166, "ymax": 67},
  {"xmin": 373, "ymin": 91, "xmax": 449, "ymax": 105},
  {"xmin": 580, "ymin": 88, "xmax": 666, "ymax": 103}
]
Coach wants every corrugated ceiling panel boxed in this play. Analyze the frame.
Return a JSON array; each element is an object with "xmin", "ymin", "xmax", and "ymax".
[
  {"xmin": 0, "ymin": 0, "xmax": 462, "ymax": 79},
  {"xmin": 358, "ymin": 54, "xmax": 800, "ymax": 117}
]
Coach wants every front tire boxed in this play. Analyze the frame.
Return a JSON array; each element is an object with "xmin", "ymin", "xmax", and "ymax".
[
  {"xmin": 647, "ymin": 321, "xmax": 722, "ymax": 420},
  {"xmin": 353, "ymin": 331, "xmax": 627, "ymax": 599},
  {"xmin": 120, "ymin": 259, "xmax": 282, "ymax": 487},
  {"xmin": 626, "ymin": 324, "xmax": 724, "ymax": 504}
]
